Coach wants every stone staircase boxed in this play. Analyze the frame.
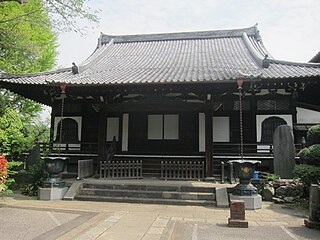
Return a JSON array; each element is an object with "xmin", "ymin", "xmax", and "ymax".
[{"xmin": 75, "ymin": 181, "xmax": 216, "ymax": 206}]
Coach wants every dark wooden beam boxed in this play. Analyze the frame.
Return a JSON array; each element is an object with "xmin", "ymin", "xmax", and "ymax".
[
  {"xmin": 97, "ymin": 104, "xmax": 107, "ymax": 170},
  {"xmin": 205, "ymin": 103, "xmax": 213, "ymax": 177},
  {"xmin": 105, "ymin": 101, "xmax": 204, "ymax": 112}
]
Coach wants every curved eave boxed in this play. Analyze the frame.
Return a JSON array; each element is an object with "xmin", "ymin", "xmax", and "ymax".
[
  {"xmin": 261, "ymin": 62, "xmax": 320, "ymax": 80},
  {"xmin": 0, "ymin": 68, "xmax": 72, "ymax": 85}
]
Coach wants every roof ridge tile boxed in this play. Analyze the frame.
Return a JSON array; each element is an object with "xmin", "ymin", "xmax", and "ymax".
[{"xmin": 99, "ymin": 25, "xmax": 257, "ymax": 44}]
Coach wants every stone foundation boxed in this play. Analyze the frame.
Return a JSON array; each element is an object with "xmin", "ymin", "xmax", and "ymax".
[
  {"xmin": 230, "ymin": 194, "xmax": 262, "ymax": 210},
  {"xmin": 38, "ymin": 187, "xmax": 68, "ymax": 200}
]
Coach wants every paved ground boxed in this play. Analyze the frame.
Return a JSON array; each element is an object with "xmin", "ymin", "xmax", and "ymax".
[{"xmin": 0, "ymin": 193, "xmax": 319, "ymax": 240}]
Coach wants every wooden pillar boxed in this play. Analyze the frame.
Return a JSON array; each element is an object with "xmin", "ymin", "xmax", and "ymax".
[
  {"xmin": 97, "ymin": 105, "xmax": 107, "ymax": 167},
  {"xmin": 251, "ymin": 95, "xmax": 257, "ymax": 143},
  {"xmin": 49, "ymin": 103, "xmax": 56, "ymax": 146},
  {"xmin": 205, "ymin": 105, "xmax": 213, "ymax": 177},
  {"xmin": 291, "ymin": 92, "xmax": 298, "ymax": 143}
]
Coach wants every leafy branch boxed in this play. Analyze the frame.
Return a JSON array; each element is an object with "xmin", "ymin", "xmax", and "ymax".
[
  {"xmin": 0, "ymin": 0, "xmax": 25, "ymax": 4},
  {"xmin": 0, "ymin": 0, "xmax": 100, "ymax": 34},
  {"xmin": 0, "ymin": 6, "xmax": 42, "ymax": 23}
]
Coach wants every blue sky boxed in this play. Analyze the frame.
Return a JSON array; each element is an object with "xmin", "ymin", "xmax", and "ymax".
[{"xmin": 56, "ymin": 0, "xmax": 320, "ymax": 68}]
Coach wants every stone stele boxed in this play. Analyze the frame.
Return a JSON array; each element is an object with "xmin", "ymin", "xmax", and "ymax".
[{"xmin": 273, "ymin": 125, "xmax": 295, "ymax": 179}]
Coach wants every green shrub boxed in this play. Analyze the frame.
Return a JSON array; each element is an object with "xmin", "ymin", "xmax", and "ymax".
[
  {"xmin": 307, "ymin": 125, "xmax": 320, "ymax": 145},
  {"xmin": 297, "ymin": 147, "xmax": 310, "ymax": 162},
  {"xmin": 21, "ymin": 158, "xmax": 47, "ymax": 196},
  {"xmin": 301, "ymin": 144, "xmax": 320, "ymax": 166},
  {"xmin": 293, "ymin": 164, "xmax": 320, "ymax": 190}
]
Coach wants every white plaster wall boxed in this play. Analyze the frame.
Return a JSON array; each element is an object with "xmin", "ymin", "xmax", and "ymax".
[
  {"xmin": 148, "ymin": 115, "xmax": 163, "ymax": 139},
  {"xmin": 164, "ymin": 114, "xmax": 179, "ymax": 140},
  {"xmin": 256, "ymin": 115, "xmax": 292, "ymax": 142},
  {"xmin": 297, "ymin": 107, "xmax": 320, "ymax": 124},
  {"xmin": 213, "ymin": 116, "xmax": 230, "ymax": 142},
  {"xmin": 54, "ymin": 116, "xmax": 82, "ymax": 141},
  {"xmin": 122, "ymin": 114, "xmax": 129, "ymax": 151}
]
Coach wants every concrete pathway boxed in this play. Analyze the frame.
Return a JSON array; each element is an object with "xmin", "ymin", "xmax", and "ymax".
[{"xmin": 0, "ymin": 193, "xmax": 319, "ymax": 240}]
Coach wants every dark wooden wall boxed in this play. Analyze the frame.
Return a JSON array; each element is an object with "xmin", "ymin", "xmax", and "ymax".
[{"xmin": 128, "ymin": 112, "xmax": 198, "ymax": 154}]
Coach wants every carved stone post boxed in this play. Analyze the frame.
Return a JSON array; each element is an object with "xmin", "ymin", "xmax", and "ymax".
[{"xmin": 305, "ymin": 184, "xmax": 320, "ymax": 229}]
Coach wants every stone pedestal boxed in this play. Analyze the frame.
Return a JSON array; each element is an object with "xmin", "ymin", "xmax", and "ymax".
[
  {"xmin": 230, "ymin": 194, "xmax": 262, "ymax": 210},
  {"xmin": 38, "ymin": 187, "xmax": 68, "ymax": 200},
  {"xmin": 228, "ymin": 200, "xmax": 248, "ymax": 228}
]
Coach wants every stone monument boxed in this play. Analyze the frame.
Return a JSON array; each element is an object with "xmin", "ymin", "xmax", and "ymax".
[{"xmin": 273, "ymin": 125, "xmax": 295, "ymax": 178}]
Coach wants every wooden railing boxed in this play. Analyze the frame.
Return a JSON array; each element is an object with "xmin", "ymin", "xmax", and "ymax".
[
  {"xmin": 212, "ymin": 143, "xmax": 302, "ymax": 156},
  {"xmin": 160, "ymin": 160, "xmax": 205, "ymax": 180},
  {"xmin": 38, "ymin": 142, "xmax": 99, "ymax": 155},
  {"xmin": 100, "ymin": 137, "xmax": 142, "ymax": 179},
  {"xmin": 100, "ymin": 160, "xmax": 143, "ymax": 179},
  {"xmin": 212, "ymin": 143, "xmax": 273, "ymax": 155}
]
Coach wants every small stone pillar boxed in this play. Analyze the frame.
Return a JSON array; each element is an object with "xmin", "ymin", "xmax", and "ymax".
[
  {"xmin": 228, "ymin": 200, "xmax": 248, "ymax": 228},
  {"xmin": 305, "ymin": 184, "xmax": 320, "ymax": 229}
]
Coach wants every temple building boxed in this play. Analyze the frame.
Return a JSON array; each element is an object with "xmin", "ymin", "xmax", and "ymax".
[{"xmin": 1, "ymin": 24, "xmax": 320, "ymax": 180}]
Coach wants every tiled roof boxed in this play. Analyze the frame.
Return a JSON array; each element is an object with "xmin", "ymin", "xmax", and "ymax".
[{"xmin": 1, "ymin": 25, "xmax": 320, "ymax": 86}]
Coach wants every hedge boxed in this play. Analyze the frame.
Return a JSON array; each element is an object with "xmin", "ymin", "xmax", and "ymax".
[
  {"xmin": 298, "ymin": 144, "xmax": 320, "ymax": 166},
  {"xmin": 293, "ymin": 164, "xmax": 320, "ymax": 189},
  {"xmin": 307, "ymin": 125, "xmax": 320, "ymax": 145}
]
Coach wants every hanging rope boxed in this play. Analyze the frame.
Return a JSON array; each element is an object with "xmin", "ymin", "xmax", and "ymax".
[
  {"xmin": 58, "ymin": 83, "xmax": 67, "ymax": 156},
  {"xmin": 238, "ymin": 85, "xmax": 244, "ymax": 159},
  {"xmin": 58, "ymin": 95, "xmax": 65, "ymax": 156}
]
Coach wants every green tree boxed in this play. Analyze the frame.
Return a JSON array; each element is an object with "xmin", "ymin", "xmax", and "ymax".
[
  {"xmin": 0, "ymin": 0, "xmax": 99, "ymax": 73},
  {"xmin": 0, "ymin": 0, "xmax": 99, "ymax": 34},
  {"xmin": 0, "ymin": 0, "xmax": 98, "ymax": 194},
  {"xmin": 0, "ymin": 108, "xmax": 43, "ymax": 158},
  {"xmin": 0, "ymin": 0, "xmax": 57, "ymax": 73},
  {"xmin": 0, "ymin": 0, "xmax": 56, "ymax": 160},
  {"xmin": 0, "ymin": 0, "xmax": 99, "ymax": 156}
]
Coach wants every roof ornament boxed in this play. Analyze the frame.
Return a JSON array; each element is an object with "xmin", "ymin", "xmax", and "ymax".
[
  {"xmin": 262, "ymin": 54, "xmax": 270, "ymax": 68},
  {"xmin": 254, "ymin": 23, "xmax": 262, "ymax": 41},
  {"xmin": 72, "ymin": 62, "xmax": 79, "ymax": 74}
]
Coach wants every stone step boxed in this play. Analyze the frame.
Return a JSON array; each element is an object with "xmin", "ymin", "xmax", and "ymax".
[
  {"xmin": 75, "ymin": 194, "xmax": 216, "ymax": 206},
  {"xmin": 82, "ymin": 182, "xmax": 215, "ymax": 193},
  {"xmin": 78, "ymin": 188, "xmax": 215, "ymax": 201},
  {"xmin": 142, "ymin": 172, "xmax": 161, "ymax": 177},
  {"xmin": 212, "ymin": 174, "xmax": 222, "ymax": 181}
]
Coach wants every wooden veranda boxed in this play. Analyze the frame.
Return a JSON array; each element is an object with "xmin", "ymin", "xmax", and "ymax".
[{"xmin": 31, "ymin": 141, "xmax": 302, "ymax": 182}]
